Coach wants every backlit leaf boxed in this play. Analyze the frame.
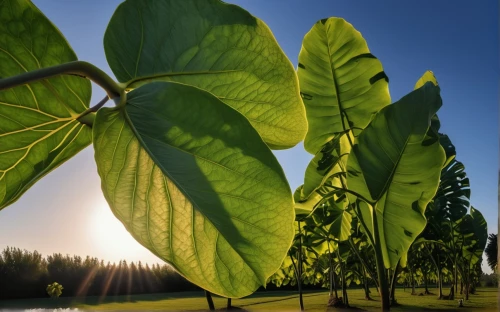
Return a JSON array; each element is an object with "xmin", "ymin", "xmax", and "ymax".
[
  {"xmin": 347, "ymin": 82, "xmax": 446, "ymax": 268},
  {"xmin": 0, "ymin": 0, "xmax": 92, "ymax": 209},
  {"xmin": 93, "ymin": 81, "xmax": 294, "ymax": 298},
  {"xmin": 104, "ymin": 0, "xmax": 306, "ymax": 149},
  {"xmin": 298, "ymin": 17, "xmax": 390, "ymax": 154}
]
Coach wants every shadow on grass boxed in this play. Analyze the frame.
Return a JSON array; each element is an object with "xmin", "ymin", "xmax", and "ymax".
[
  {"xmin": 238, "ymin": 292, "xmax": 325, "ymax": 308},
  {"xmin": 0, "ymin": 291, "xmax": 207, "ymax": 309}
]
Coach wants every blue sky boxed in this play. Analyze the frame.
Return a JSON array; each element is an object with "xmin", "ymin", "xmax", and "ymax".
[{"xmin": 0, "ymin": 0, "xmax": 497, "ymax": 273}]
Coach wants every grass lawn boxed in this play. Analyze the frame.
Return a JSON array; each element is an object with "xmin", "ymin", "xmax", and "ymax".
[{"xmin": 0, "ymin": 287, "xmax": 497, "ymax": 311}]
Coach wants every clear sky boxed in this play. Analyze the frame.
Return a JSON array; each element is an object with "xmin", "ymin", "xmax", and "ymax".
[{"xmin": 0, "ymin": 0, "xmax": 497, "ymax": 274}]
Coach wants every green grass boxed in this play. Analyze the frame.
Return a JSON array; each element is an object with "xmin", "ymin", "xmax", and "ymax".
[{"xmin": 0, "ymin": 287, "xmax": 497, "ymax": 311}]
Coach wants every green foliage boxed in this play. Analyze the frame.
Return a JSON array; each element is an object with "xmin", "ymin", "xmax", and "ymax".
[
  {"xmin": 0, "ymin": 0, "xmax": 305, "ymax": 298},
  {"xmin": 463, "ymin": 207, "xmax": 488, "ymax": 264},
  {"xmin": 434, "ymin": 158, "xmax": 470, "ymax": 221},
  {"xmin": 104, "ymin": 0, "xmax": 307, "ymax": 149},
  {"xmin": 297, "ymin": 17, "xmax": 390, "ymax": 154},
  {"xmin": 346, "ymin": 82, "xmax": 445, "ymax": 269},
  {"xmin": 485, "ymin": 234, "xmax": 497, "ymax": 272},
  {"xmin": 46, "ymin": 282, "xmax": 63, "ymax": 298},
  {"xmin": 291, "ymin": 16, "xmax": 485, "ymax": 311},
  {"xmin": 0, "ymin": 1, "xmax": 490, "ymax": 308},
  {"xmin": 0, "ymin": 0, "xmax": 92, "ymax": 210},
  {"xmin": 93, "ymin": 82, "xmax": 294, "ymax": 297},
  {"xmin": 294, "ymin": 132, "xmax": 349, "ymax": 217}
]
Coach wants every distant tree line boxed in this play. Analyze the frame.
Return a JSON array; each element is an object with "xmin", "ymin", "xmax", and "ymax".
[
  {"xmin": 0, "ymin": 247, "xmax": 199, "ymax": 300},
  {"xmin": 0, "ymin": 246, "xmax": 328, "ymax": 300}
]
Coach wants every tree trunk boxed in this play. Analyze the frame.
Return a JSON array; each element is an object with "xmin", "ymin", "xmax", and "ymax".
[
  {"xmin": 465, "ymin": 259, "xmax": 470, "ymax": 300},
  {"xmin": 205, "ymin": 291, "xmax": 215, "ymax": 311},
  {"xmin": 454, "ymin": 261, "xmax": 458, "ymax": 294},
  {"xmin": 460, "ymin": 280, "xmax": 463, "ymax": 294},
  {"xmin": 438, "ymin": 273, "xmax": 443, "ymax": 299},
  {"xmin": 364, "ymin": 267, "xmax": 372, "ymax": 300},
  {"xmin": 424, "ymin": 271, "xmax": 430, "ymax": 294},
  {"xmin": 437, "ymin": 254, "xmax": 443, "ymax": 299},
  {"xmin": 344, "ymin": 286, "xmax": 349, "ymax": 307},
  {"xmin": 328, "ymin": 250, "xmax": 338, "ymax": 299},
  {"xmin": 332, "ymin": 269, "xmax": 338, "ymax": 299},
  {"xmin": 449, "ymin": 284, "xmax": 454, "ymax": 300},
  {"xmin": 297, "ymin": 221, "xmax": 304, "ymax": 311},
  {"xmin": 348, "ymin": 238, "xmax": 379, "ymax": 290},
  {"xmin": 372, "ymin": 212, "xmax": 390, "ymax": 311},
  {"xmin": 389, "ymin": 262, "xmax": 400, "ymax": 305},
  {"xmin": 227, "ymin": 298, "xmax": 232, "ymax": 310},
  {"xmin": 390, "ymin": 265, "xmax": 398, "ymax": 306},
  {"xmin": 337, "ymin": 249, "xmax": 349, "ymax": 308},
  {"xmin": 410, "ymin": 268, "xmax": 416, "ymax": 295}
]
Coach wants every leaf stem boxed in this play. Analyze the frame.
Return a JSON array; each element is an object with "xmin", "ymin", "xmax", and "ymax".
[
  {"xmin": 76, "ymin": 95, "xmax": 109, "ymax": 127},
  {"xmin": 0, "ymin": 61, "xmax": 123, "ymax": 100},
  {"xmin": 348, "ymin": 237, "xmax": 379, "ymax": 288},
  {"xmin": 372, "ymin": 210, "xmax": 391, "ymax": 311},
  {"xmin": 327, "ymin": 184, "xmax": 372, "ymax": 205},
  {"xmin": 82, "ymin": 95, "xmax": 109, "ymax": 115}
]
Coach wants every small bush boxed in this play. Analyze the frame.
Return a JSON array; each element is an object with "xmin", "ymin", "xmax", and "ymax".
[{"xmin": 46, "ymin": 282, "xmax": 63, "ymax": 298}]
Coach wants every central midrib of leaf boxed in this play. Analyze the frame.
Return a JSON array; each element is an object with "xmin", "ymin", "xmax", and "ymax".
[
  {"xmin": 125, "ymin": 69, "xmax": 245, "ymax": 88},
  {"xmin": 324, "ymin": 25, "xmax": 354, "ymax": 137},
  {"xmin": 121, "ymin": 107, "xmax": 266, "ymax": 281},
  {"xmin": 373, "ymin": 135, "xmax": 411, "ymax": 206}
]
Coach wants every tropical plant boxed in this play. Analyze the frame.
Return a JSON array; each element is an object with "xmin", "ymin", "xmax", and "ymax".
[
  {"xmin": 293, "ymin": 15, "xmax": 447, "ymax": 310},
  {"xmin": 0, "ymin": 0, "xmax": 307, "ymax": 302},
  {"xmin": 485, "ymin": 234, "xmax": 497, "ymax": 273},
  {"xmin": 46, "ymin": 282, "xmax": 63, "ymax": 298},
  {"xmin": 0, "ymin": 2, "xmax": 490, "ymax": 312}
]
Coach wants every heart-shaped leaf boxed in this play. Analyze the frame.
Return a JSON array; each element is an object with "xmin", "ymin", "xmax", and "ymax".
[
  {"xmin": 104, "ymin": 0, "xmax": 306, "ymax": 149},
  {"xmin": 93, "ymin": 81, "xmax": 294, "ymax": 298},
  {"xmin": 0, "ymin": 0, "xmax": 92, "ymax": 209}
]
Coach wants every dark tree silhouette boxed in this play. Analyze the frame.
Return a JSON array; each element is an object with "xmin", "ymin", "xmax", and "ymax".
[
  {"xmin": 485, "ymin": 234, "xmax": 497, "ymax": 272},
  {"xmin": 0, "ymin": 247, "xmax": 199, "ymax": 300}
]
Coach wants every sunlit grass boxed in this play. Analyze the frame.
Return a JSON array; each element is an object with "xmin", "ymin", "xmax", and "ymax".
[{"xmin": 0, "ymin": 288, "xmax": 497, "ymax": 311}]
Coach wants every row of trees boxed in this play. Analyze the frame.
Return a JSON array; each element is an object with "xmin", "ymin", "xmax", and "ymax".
[
  {"xmin": 0, "ymin": 247, "xmax": 198, "ymax": 300},
  {"xmin": 267, "ymin": 129, "xmax": 494, "ymax": 309}
]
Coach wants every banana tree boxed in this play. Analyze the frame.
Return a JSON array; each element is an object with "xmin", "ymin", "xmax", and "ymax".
[
  {"xmin": 460, "ymin": 207, "xmax": 488, "ymax": 299},
  {"xmin": 295, "ymin": 17, "xmax": 446, "ymax": 311}
]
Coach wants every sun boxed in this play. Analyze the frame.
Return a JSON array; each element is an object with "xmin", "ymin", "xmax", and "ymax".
[{"xmin": 89, "ymin": 199, "xmax": 150, "ymax": 262}]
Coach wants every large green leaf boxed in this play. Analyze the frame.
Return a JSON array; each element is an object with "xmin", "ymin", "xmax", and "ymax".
[
  {"xmin": 324, "ymin": 199, "xmax": 352, "ymax": 242},
  {"xmin": 414, "ymin": 70, "xmax": 437, "ymax": 89},
  {"xmin": 103, "ymin": 0, "xmax": 306, "ymax": 149},
  {"xmin": 93, "ymin": 81, "xmax": 294, "ymax": 298},
  {"xmin": 470, "ymin": 207, "xmax": 488, "ymax": 260},
  {"xmin": 294, "ymin": 133, "xmax": 349, "ymax": 217},
  {"xmin": 346, "ymin": 82, "xmax": 446, "ymax": 269},
  {"xmin": 439, "ymin": 133, "xmax": 456, "ymax": 168},
  {"xmin": 294, "ymin": 172, "xmax": 345, "ymax": 218},
  {"xmin": 304, "ymin": 198, "xmax": 351, "ymax": 246},
  {"xmin": 298, "ymin": 17, "xmax": 391, "ymax": 154},
  {"xmin": 0, "ymin": 0, "xmax": 92, "ymax": 209},
  {"xmin": 435, "ymin": 159, "xmax": 470, "ymax": 221},
  {"xmin": 301, "ymin": 133, "xmax": 350, "ymax": 197},
  {"xmin": 414, "ymin": 71, "xmax": 456, "ymax": 168}
]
